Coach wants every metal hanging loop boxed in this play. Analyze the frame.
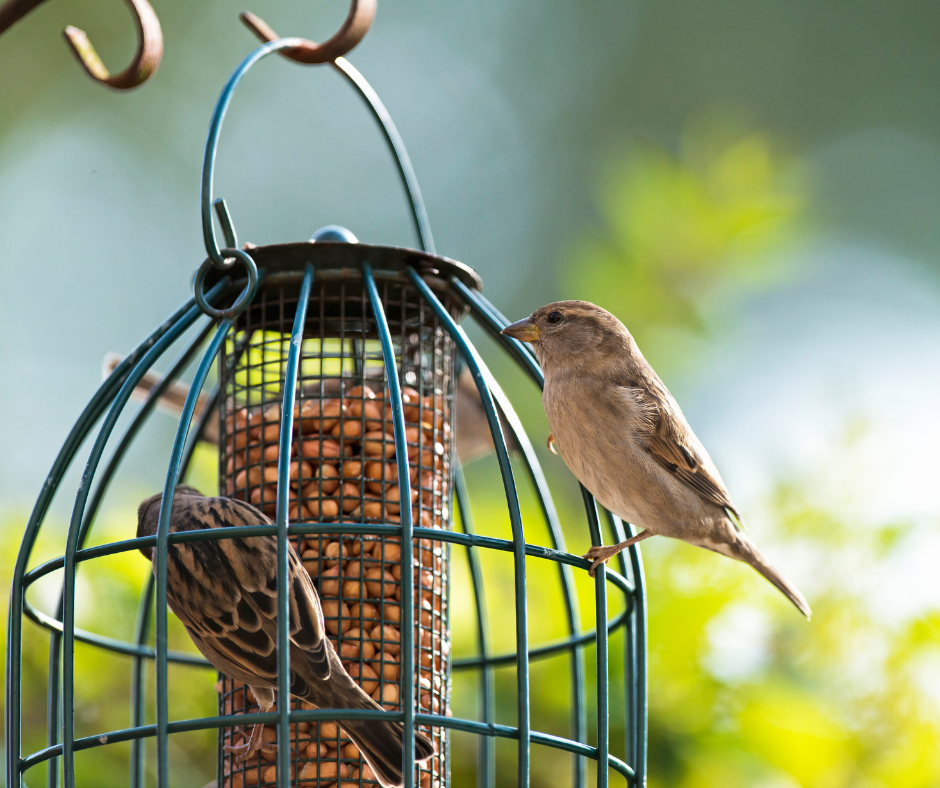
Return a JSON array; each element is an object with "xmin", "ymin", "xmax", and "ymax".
[
  {"xmin": 0, "ymin": 0, "xmax": 163, "ymax": 90},
  {"xmin": 239, "ymin": 0, "xmax": 376, "ymax": 64},
  {"xmin": 193, "ymin": 248, "xmax": 258, "ymax": 320}
]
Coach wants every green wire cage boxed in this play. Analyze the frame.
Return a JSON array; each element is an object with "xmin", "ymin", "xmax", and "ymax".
[{"xmin": 4, "ymin": 7, "xmax": 648, "ymax": 788}]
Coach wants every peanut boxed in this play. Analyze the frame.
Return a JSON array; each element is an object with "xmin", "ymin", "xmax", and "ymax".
[
  {"xmin": 348, "ymin": 602, "xmax": 379, "ymax": 622},
  {"xmin": 298, "ymin": 437, "xmax": 343, "ymax": 460},
  {"xmin": 369, "ymin": 625, "xmax": 400, "ymax": 656},
  {"xmin": 320, "ymin": 599, "xmax": 350, "ymax": 635},
  {"xmin": 362, "ymin": 500, "xmax": 384, "ymax": 519},
  {"xmin": 300, "ymin": 760, "xmax": 345, "ymax": 781},
  {"xmin": 307, "ymin": 497, "xmax": 340, "ymax": 519},
  {"xmin": 346, "ymin": 662, "xmax": 379, "ymax": 694},
  {"xmin": 304, "ymin": 740, "xmax": 329, "ymax": 759},
  {"xmin": 376, "ymin": 650, "xmax": 400, "ymax": 680},
  {"xmin": 332, "ymin": 418, "xmax": 365, "ymax": 442},
  {"xmin": 373, "ymin": 682, "xmax": 400, "ymax": 707},
  {"xmin": 362, "ymin": 431, "xmax": 396, "ymax": 458},
  {"xmin": 364, "ymin": 568, "xmax": 397, "ymax": 599},
  {"xmin": 322, "ymin": 540, "xmax": 346, "ymax": 566},
  {"xmin": 345, "ymin": 628, "xmax": 375, "ymax": 660},
  {"xmin": 318, "ymin": 565, "xmax": 342, "ymax": 596},
  {"xmin": 342, "ymin": 459, "xmax": 363, "ymax": 478},
  {"xmin": 333, "ymin": 481, "xmax": 361, "ymax": 513}
]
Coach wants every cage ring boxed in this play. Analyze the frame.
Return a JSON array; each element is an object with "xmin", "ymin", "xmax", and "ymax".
[{"xmin": 193, "ymin": 248, "xmax": 258, "ymax": 320}]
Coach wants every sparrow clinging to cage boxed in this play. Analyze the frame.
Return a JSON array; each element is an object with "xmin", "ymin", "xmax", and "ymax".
[
  {"xmin": 136, "ymin": 485, "xmax": 434, "ymax": 787},
  {"xmin": 501, "ymin": 301, "xmax": 811, "ymax": 618}
]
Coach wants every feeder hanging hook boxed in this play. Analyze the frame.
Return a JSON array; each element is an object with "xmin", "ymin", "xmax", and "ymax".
[
  {"xmin": 240, "ymin": 0, "xmax": 376, "ymax": 65},
  {"xmin": 0, "ymin": 0, "xmax": 163, "ymax": 90}
]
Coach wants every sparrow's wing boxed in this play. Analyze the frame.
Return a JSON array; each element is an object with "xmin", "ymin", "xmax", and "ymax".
[
  {"xmin": 165, "ymin": 496, "xmax": 330, "ymax": 690},
  {"xmin": 103, "ymin": 352, "xmax": 210, "ymax": 423},
  {"xmin": 455, "ymin": 367, "xmax": 520, "ymax": 463},
  {"xmin": 624, "ymin": 380, "xmax": 742, "ymax": 521}
]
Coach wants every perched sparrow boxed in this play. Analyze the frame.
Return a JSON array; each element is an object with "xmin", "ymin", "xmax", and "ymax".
[
  {"xmin": 137, "ymin": 486, "xmax": 434, "ymax": 787},
  {"xmin": 502, "ymin": 301, "xmax": 811, "ymax": 618}
]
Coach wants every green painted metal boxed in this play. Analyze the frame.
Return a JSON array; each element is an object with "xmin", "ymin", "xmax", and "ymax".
[
  {"xmin": 609, "ymin": 513, "xmax": 648, "ymax": 785},
  {"xmin": 59, "ymin": 287, "xmax": 228, "ymax": 788},
  {"xmin": 405, "ymin": 267, "xmax": 533, "ymax": 787},
  {"xmin": 364, "ymin": 261, "xmax": 419, "ymax": 786},
  {"xmin": 24, "ymin": 523, "xmax": 633, "ymax": 592},
  {"xmin": 130, "ymin": 571, "xmax": 155, "ymax": 788},
  {"xmin": 582, "ymin": 491, "xmax": 608, "ymax": 788},
  {"xmin": 454, "ymin": 466, "xmax": 495, "ymax": 788},
  {"xmin": 472, "ymin": 361, "xmax": 588, "ymax": 786},
  {"xmin": 5, "ymin": 293, "xmax": 196, "ymax": 788},
  {"xmin": 331, "ymin": 58, "xmax": 435, "ymax": 254},
  {"xmin": 12, "ymin": 503, "xmax": 643, "ymax": 783},
  {"xmin": 5, "ymin": 33, "xmax": 648, "ymax": 788},
  {"xmin": 273, "ymin": 262, "xmax": 314, "ymax": 787},
  {"xmin": 47, "ymin": 319, "xmax": 217, "ymax": 785},
  {"xmin": 152, "ymin": 321, "xmax": 233, "ymax": 788},
  {"xmin": 19, "ymin": 708, "xmax": 637, "ymax": 781}
]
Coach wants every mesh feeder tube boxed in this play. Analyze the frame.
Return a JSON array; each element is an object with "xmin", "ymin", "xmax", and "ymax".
[{"xmin": 215, "ymin": 249, "xmax": 462, "ymax": 788}]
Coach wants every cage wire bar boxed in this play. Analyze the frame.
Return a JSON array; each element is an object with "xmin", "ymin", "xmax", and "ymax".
[{"xmin": 5, "ymin": 28, "xmax": 648, "ymax": 788}]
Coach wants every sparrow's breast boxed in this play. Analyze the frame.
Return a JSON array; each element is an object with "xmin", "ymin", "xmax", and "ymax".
[{"xmin": 542, "ymin": 374, "xmax": 647, "ymax": 525}]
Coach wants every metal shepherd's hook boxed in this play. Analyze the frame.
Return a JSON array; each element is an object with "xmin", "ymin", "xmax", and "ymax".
[
  {"xmin": 0, "ymin": 0, "xmax": 163, "ymax": 89},
  {"xmin": 240, "ymin": 0, "xmax": 376, "ymax": 64}
]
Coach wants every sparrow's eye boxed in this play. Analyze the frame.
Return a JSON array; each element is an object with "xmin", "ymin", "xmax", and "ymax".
[{"xmin": 547, "ymin": 311, "xmax": 563, "ymax": 324}]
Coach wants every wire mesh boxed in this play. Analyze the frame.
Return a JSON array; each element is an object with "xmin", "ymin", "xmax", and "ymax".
[{"xmin": 217, "ymin": 273, "xmax": 460, "ymax": 787}]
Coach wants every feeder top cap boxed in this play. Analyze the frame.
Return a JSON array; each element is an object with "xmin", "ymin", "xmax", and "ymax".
[{"xmin": 310, "ymin": 225, "xmax": 359, "ymax": 244}]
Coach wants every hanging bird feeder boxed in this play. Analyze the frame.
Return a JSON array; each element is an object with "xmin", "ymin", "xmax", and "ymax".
[{"xmin": 4, "ymin": 3, "xmax": 648, "ymax": 787}]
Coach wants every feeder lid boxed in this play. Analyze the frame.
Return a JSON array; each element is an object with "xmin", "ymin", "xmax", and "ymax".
[{"xmin": 201, "ymin": 237, "xmax": 482, "ymax": 292}]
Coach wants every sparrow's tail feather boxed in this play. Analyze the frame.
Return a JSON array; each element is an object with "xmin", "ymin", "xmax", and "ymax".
[
  {"xmin": 343, "ymin": 715, "xmax": 435, "ymax": 788},
  {"xmin": 319, "ymin": 678, "xmax": 434, "ymax": 788},
  {"xmin": 728, "ymin": 532, "xmax": 812, "ymax": 619}
]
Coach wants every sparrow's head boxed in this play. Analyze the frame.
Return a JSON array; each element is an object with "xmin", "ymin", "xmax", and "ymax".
[
  {"xmin": 136, "ymin": 484, "xmax": 205, "ymax": 558},
  {"xmin": 501, "ymin": 300, "xmax": 632, "ymax": 371}
]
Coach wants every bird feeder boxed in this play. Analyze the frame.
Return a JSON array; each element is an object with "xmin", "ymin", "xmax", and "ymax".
[{"xmin": 4, "ymin": 4, "xmax": 648, "ymax": 788}]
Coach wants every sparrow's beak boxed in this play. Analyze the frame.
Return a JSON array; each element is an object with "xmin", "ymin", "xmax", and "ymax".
[{"xmin": 501, "ymin": 317, "xmax": 540, "ymax": 343}]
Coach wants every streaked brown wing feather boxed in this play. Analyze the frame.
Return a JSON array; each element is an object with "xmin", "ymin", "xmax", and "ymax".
[
  {"xmin": 163, "ymin": 496, "xmax": 330, "ymax": 688},
  {"xmin": 624, "ymin": 379, "xmax": 741, "ymax": 518}
]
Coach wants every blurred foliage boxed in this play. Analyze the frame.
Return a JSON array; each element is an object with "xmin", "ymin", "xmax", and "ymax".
[
  {"xmin": 643, "ymin": 484, "xmax": 940, "ymax": 788},
  {"xmin": 565, "ymin": 115, "xmax": 806, "ymax": 370},
  {"xmin": 0, "ymin": 446, "xmax": 221, "ymax": 787}
]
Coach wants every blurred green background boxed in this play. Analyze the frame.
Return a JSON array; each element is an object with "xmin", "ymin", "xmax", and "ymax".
[{"xmin": 2, "ymin": 1, "xmax": 940, "ymax": 786}]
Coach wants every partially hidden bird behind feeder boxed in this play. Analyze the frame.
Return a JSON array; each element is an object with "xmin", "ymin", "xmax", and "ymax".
[
  {"xmin": 501, "ymin": 300, "xmax": 811, "ymax": 619},
  {"xmin": 102, "ymin": 354, "xmax": 516, "ymax": 464},
  {"xmin": 136, "ymin": 485, "xmax": 434, "ymax": 788}
]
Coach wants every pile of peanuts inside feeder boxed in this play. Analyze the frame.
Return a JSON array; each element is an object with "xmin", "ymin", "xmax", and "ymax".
[{"xmin": 220, "ymin": 381, "xmax": 451, "ymax": 788}]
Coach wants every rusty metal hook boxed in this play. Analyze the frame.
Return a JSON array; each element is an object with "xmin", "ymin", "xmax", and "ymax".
[
  {"xmin": 0, "ymin": 0, "xmax": 163, "ymax": 90},
  {"xmin": 240, "ymin": 0, "xmax": 376, "ymax": 65}
]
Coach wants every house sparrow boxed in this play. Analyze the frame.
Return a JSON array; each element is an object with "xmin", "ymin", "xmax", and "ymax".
[
  {"xmin": 136, "ymin": 485, "xmax": 434, "ymax": 786},
  {"xmin": 501, "ymin": 301, "xmax": 811, "ymax": 619}
]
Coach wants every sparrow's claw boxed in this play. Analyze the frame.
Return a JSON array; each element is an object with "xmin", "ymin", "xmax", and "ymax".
[
  {"xmin": 224, "ymin": 724, "xmax": 277, "ymax": 764},
  {"xmin": 583, "ymin": 532, "xmax": 654, "ymax": 576},
  {"xmin": 582, "ymin": 544, "xmax": 623, "ymax": 577},
  {"xmin": 547, "ymin": 433, "xmax": 559, "ymax": 455}
]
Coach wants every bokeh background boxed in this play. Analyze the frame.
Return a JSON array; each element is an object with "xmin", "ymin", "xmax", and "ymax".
[{"xmin": 3, "ymin": 1, "xmax": 940, "ymax": 786}]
